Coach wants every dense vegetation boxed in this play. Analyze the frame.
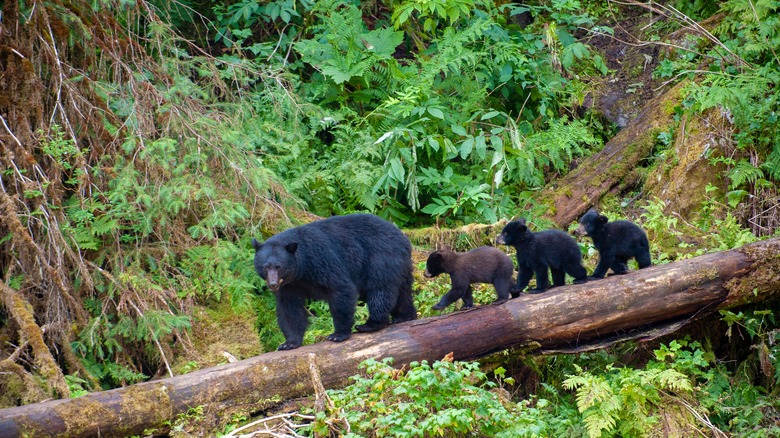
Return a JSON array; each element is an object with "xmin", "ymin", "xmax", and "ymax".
[{"xmin": 0, "ymin": 0, "xmax": 779, "ymax": 436}]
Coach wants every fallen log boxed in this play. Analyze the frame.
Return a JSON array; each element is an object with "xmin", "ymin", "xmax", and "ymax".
[
  {"xmin": 539, "ymin": 81, "xmax": 686, "ymax": 227},
  {"xmin": 1, "ymin": 237, "xmax": 779, "ymax": 437}
]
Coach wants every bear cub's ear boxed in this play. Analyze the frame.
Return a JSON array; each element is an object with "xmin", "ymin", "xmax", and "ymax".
[
  {"xmin": 252, "ymin": 238, "xmax": 263, "ymax": 251},
  {"xmin": 285, "ymin": 242, "xmax": 299, "ymax": 254},
  {"xmin": 513, "ymin": 217, "xmax": 528, "ymax": 233},
  {"xmin": 597, "ymin": 214, "xmax": 609, "ymax": 225}
]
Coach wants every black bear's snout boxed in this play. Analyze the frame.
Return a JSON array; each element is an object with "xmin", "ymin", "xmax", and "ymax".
[
  {"xmin": 265, "ymin": 266, "xmax": 283, "ymax": 291},
  {"xmin": 573, "ymin": 224, "xmax": 588, "ymax": 237}
]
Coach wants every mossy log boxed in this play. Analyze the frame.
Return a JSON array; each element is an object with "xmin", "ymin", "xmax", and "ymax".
[
  {"xmin": 540, "ymin": 81, "xmax": 687, "ymax": 227},
  {"xmin": 1, "ymin": 237, "xmax": 779, "ymax": 438}
]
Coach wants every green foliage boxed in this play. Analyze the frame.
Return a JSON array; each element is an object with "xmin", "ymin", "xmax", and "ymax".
[
  {"xmin": 311, "ymin": 357, "xmax": 523, "ymax": 437},
  {"xmin": 721, "ymin": 309, "xmax": 780, "ymax": 384},
  {"xmin": 636, "ymin": 196, "xmax": 757, "ymax": 263},
  {"xmin": 563, "ymin": 363, "xmax": 693, "ymax": 437},
  {"xmin": 654, "ymin": 0, "xmax": 780, "ymax": 219},
  {"xmin": 295, "ymin": 0, "xmax": 406, "ymax": 89},
  {"xmin": 214, "ymin": 0, "xmax": 611, "ymax": 225},
  {"xmin": 64, "ymin": 375, "xmax": 90, "ymax": 398},
  {"xmin": 392, "ymin": 0, "xmax": 494, "ymax": 37}
]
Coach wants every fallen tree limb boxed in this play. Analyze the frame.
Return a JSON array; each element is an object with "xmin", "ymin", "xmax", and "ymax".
[
  {"xmin": 539, "ymin": 81, "xmax": 687, "ymax": 227},
  {"xmin": 1, "ymin": 237, "xmax": 779, "ymax": 437}
]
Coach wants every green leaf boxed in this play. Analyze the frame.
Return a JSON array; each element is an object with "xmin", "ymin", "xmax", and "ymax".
[
  {"xmin": 481, "ymin": 111, "xmax": 500, "ymax": 120},
  {"xmin": 362, "ymin": 27, "xmax": 404, "ymax": 57},
  {"xmin": 460, "ymin": 137, "xmax": 474, "ymax": 159},
  {"xmin": 389, "ymin": 157, "xmax": 405, "ymax": 182},
  {"xmin": 475, "ymin": 135, "xmax": 487, "ymax": 160},
  {"xmin": 321, "ymin": 65, "xmax": 355, "ymax": 84},
  {"xmin": 427, "ymin": 107, "xmax": 445, "ymax": 119},
  {"xmin": 450, "ymin": 124, "xmax": 467, "ymax": 136}
]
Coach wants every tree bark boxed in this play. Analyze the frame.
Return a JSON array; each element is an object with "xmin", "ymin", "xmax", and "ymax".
[{"xmin": 1, "ymin": 237, "xmax": 779, "ymax": 438}]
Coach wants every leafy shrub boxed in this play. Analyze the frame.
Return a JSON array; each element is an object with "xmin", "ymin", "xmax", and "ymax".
[{"xmin": 312, "ymin": 357, "xmax": 522, "ymax": 437}]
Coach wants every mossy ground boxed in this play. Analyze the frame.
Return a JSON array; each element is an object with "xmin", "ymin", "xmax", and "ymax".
[{"xmin": 171, "ymin": 300, "xmax": 263, "ymax": 375}]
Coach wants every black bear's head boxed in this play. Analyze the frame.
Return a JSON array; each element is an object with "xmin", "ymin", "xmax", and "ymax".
[
  {"xmin": 576, "ymin": 209, "xmax": 608, "ymax": 237},
  {"xmin": 252, "ymin": 237, "xmax": 299, "ymax": 292},
  {"xmin": 496, "ymin": 218, "xmax": 528, "ymax": 246},
  {"xmin": 424, "ymin": 250, "xmax": 452, "ymax": 277}
]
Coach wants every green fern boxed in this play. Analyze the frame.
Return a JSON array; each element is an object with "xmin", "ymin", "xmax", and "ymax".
[{"xmin": 564, "ymin": 363, "xmax": 693, "ymax": 438}]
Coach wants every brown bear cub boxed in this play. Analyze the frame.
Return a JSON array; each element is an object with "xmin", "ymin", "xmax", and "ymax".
[{"xmin": 424, "ymin": 246, "xmax": 515, "ymax": 311}]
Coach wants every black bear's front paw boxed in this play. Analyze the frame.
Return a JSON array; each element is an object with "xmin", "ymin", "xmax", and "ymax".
[
  {"xmin": 355, "ymin": 322, "xmax": 387, "ymax": 333},
  {"xmin": 573, "ymin": 278, "xmax": 588, "ymax": 284},
  {"xmin": 277, "ymin": 341, "xmax": 302, "ymax": 350},
  {"xmin": 529, "ymin": 288, "xmax": 547, "ymax": 294},
  {"xmin": 326, "ymin": 332, "xmax": 351, "ymax": 342},
  {"xmin": 587, "ymin": 275, "xmax": 605, "ymax": 281},
  {"xmin": 432, "ymin": 303, "xmax": 447, "ymax": 311},
  {"xmin": 391, "ymin": 315, "xmax": 416, "ymax": 324},
  {"xmin": 509, "ymin": 286, "xmax": 523, "ymax": 298}
]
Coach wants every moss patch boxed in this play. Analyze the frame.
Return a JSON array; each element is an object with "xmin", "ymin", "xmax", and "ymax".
[
  {"xmin": 405, "ymin": 221, "xmax": 508, "ymax": 251},
  {"xmin": 171, "ymin": 300, "xmax": 262, "ymax": 375}
]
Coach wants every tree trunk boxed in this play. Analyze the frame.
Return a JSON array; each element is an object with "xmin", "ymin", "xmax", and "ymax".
[
  {"xmin": 539, "ymin": 81, "xmax": 687, "ymax": 227},
  {"xmin": 1, "ymin": 237, "xmax": 779, "ymax": 438}
]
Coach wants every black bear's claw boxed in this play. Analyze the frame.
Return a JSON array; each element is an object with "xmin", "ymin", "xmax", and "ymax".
[
  {"xmin": 277, "ymin": 341, "xmax": 301, "ymax": 350},
  {"xmin": 326, "ymin": 332, "xmax": 351, "ymax": 342}
]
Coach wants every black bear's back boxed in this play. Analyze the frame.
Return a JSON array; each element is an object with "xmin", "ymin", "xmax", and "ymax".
[
  {"xmin": 281, "ymin": 214, "xmax": 412, "ymax": 288},
  {"xmin": 606, "ymin": 220, "xmax": 649, "ymax": 245},
  {"xmin": 459, "ymin": 246, "xmax": 514, "ymax": 283},
  {"xmin": 527, "ymin": 229, "xmax": 582, "ymax": 268}
]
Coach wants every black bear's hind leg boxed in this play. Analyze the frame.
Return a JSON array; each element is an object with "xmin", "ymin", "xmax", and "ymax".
[
  {"xmin": 551, "ymin": 268, "xmax": 566, "ymax": 287},
  {"xmin": 609, "ymin": 260, "xmax": 629, "ymax": 276},
  {"xmin": 356, "ymin": 289, "xmax": 393, "ymax": 332},
  {"xmin": 636, "ymin": 250, "xmax": 652, "ymax": 269},
  {"xmin": 530, "ymin": 266, "xmax": 549, "ymax": 292},
  {"xmin": 391, "ymin": 273, "xmax": 417, "ymax": 323},
  {"xmin": 461, "ymin": 286, "xmax": 474, "ymax": 309}
]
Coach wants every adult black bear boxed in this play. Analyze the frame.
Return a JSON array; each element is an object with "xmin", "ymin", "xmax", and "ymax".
[
  {"xmin": 497, "ymin": 218, "xmax": 587, "ymax": 293},
  {"xmin": 576, "ymin": 209, "xmax": 652, "ymax": 279},
  {"xmin": 252, "ymin": 214, "xmax": 417, "ymax": 350},
  {"xmin": 424, "ymin": 246, "xmax": 514, "ymax": 311}
]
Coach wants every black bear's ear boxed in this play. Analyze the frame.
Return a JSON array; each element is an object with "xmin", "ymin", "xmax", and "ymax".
[
  {"xmin": 518, "ymin": 224, "xmax": 527, "ymax": 233},
  {"xmin": 285, "ymin": 242, "xmax": 298, "ymax": 254},
  {"xmin": 252, "ymin": 238, "xmax": 263, "ymax": 251},
  {"xmin": 598, "ymin": 215, "xmax": 609, "ymax": 225},
  {"xmin": 516, "ymin": 217, "xmax": 527, "ymax": 226}
]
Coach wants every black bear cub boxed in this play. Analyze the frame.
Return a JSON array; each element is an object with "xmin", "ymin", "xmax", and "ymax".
[
  {"xmin": 497, "ymin": 218, "xmax": 587, "ymax": 293},
  {"xmin": 424, "ymin": 246, "xmax": 515, "ymax": 311},
  {"xmin": 576, "ymin": 209, "xmax": 651, "ymax": 279},
  {"xmin": 252, "ymin": 213, "xmax": 417, "ymax": 350}
]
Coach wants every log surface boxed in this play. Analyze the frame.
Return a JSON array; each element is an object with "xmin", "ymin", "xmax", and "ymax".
[{"xmin": 1, "ymin": 237, "xmax": 779, "ymax": 438}]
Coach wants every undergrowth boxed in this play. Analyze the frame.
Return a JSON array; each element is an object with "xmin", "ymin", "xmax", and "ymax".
[
  {"xmin": 2, "ymin": 2, "xmax": 779, "ymax": 434},
  {"xmin": 292, "ymin": 326, "xmax": 779, "ymax": 438}
]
